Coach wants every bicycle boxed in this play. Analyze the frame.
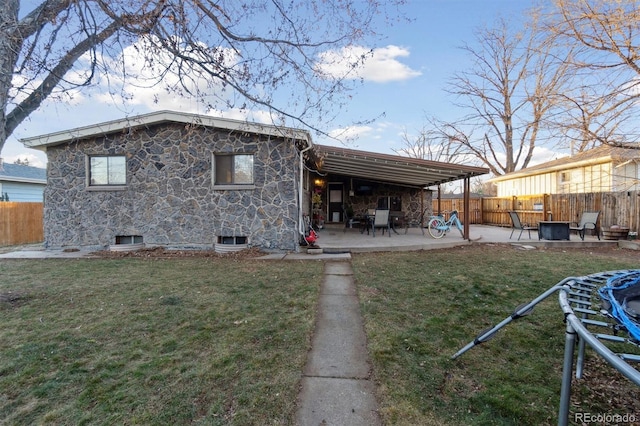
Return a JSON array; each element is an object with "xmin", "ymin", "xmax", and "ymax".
[{"xmin": 427, "ymin": 210, "xmax": 464, "ymax": 239}]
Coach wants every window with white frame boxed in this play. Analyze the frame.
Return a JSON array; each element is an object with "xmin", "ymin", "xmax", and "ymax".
[
  {"xmin": 89, "ymin": 156, "xmax": 126, "ymax": 186},
  {"xmin": 213, "ymin": 153, "xmax": 254, "ymax": 186}
]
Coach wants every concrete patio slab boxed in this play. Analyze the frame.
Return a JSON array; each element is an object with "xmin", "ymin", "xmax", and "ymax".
[{"xmin": 0, "ymin": 249, "xmax": 93, "ymax": 259}]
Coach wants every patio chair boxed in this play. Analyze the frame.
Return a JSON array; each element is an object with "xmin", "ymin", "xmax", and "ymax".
[
  {"xmin": 508, "ymin": 211, "xmax": 538, "ymax": 240},
  {"xmin": 372, "ymin": 209, "xmax": 391, "ymax": 237},
  {"xmin": 570, "ymin": 211, "xmax": 600, "ymax": 240}
]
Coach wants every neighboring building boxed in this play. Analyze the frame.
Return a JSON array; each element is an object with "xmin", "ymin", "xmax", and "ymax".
[
  {"xmin": 0, "ymin": 160, "xmax": 46, "ymax": 202},
  {"xmin": 489, "ymin": 145, "xmax": 640, "ymax": 197},
  {"xmin": 20, "ymin": 111, "xmax": 487, "ymax": 251}
]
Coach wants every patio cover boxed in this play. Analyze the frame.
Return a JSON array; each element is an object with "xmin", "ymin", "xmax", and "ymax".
[
  {"xmin": 314, "ymin": 145, "xmax": 488, "ymax": 188},
  {"xmin": 313, "ymin": 145, "xmax": 489, "ymax": 240}
]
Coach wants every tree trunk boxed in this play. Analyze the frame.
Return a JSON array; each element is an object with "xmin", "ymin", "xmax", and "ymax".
[{"xmin": 0, "ymin": 0, "xmax": 21, "ymax": 154}]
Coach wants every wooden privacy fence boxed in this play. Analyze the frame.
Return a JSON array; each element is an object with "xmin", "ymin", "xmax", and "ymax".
[
  {"xmin": 431, "ymin": 197, "xmax": 483, "ymax": 224},
  {"xmin": 0, "ymin": 202, "xmax": 44, "ymax": 246},
  {"xmin": 434, "ymin": 192, "xmax": 640, "ymax": 232}
]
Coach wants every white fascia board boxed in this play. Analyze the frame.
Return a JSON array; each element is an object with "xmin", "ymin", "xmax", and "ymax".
[{"xmin": 20, "ymin": 110, "xmax": 312, "ymax": 149}]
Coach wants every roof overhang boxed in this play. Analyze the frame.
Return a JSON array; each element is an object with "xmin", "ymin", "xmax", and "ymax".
[
  {"xmin": 488, "ymin": 156, "xmax": 612, "ymax": 183},
  {"xmin": 314, "ymin": 145, "xmax": 489, "ymax": 188},
  {"xmin": 19, "ymin": 110, "xmax": 313, "ymax": 150}
]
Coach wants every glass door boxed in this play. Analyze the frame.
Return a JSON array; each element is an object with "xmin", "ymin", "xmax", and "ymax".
[{"xmin": 328, "ymin": 183, "xmax": 344, "ymax": 222}]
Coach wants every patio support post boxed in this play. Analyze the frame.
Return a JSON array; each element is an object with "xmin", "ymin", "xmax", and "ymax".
[
  {"xmin": 420, "ymin": 187, "xmax": 425, "ymax": 227},
  {"xmin": 463, "ymin": 177, "xmax": 470, "ymax": 240}
]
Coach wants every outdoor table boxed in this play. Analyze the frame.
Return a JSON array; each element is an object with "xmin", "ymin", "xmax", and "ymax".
[
  {"xmin": 538, "ymin": 221, "xmax": 570, "ymax": 240},
  {"xmin": 360, "ymin": 213, "xmax": 375, "ymax": 234},
  {"xmin": 389, "ymin": 211, "xmax": 408, "ymax": 234}
]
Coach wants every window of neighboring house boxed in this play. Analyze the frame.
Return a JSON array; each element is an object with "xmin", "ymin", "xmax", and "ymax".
[
  {"xmin": 561, "ymin": 172, "xmax": 572, "ymax": 193},
  {"xmin": 88, "ymin": 156, "xmax": 127, "ymax": 186},
  {"xmin": 213, "ymin": 153, "xmax": 254, "ymax": 187}
]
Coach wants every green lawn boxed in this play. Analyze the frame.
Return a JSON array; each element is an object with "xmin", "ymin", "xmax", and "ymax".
[{"xmin": 1, "ymin": 246, "xmax": 640, "ymax": 425}]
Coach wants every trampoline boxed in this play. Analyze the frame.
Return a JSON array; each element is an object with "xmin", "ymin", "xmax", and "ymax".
[{"xmin": 453, "ymin": 270, "xmax": 640, "ymax": 426}]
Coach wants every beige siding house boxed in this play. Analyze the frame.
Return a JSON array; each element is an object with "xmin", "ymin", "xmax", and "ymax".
[{"xmin": 489, "ymin": 145, "xmax": 640, "ymax": 196}]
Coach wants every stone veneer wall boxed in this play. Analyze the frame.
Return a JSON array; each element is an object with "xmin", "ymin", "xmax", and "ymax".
[
  {"xmin": 44, "ymin": 123, "xmax": 303, "ymax": 251},
  {"xmin": 343, "ymin": 183, "xmax": 432, "ymax": 226}
]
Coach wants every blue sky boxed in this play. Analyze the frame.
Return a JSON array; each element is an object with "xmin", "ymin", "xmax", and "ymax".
[{"xmin": 5, "ymin": 0, "xmax": 545, "ymax": 169}]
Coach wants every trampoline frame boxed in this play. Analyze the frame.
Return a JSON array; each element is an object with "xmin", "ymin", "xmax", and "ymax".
[{"xmin": 453, "ymin": 270, "xmax": 640, "ymax": 426}]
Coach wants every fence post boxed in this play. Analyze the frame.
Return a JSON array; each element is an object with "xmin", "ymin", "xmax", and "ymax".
[{"xmin": 544, "ymin": 194, "xmax": 552, "ymax": 221}]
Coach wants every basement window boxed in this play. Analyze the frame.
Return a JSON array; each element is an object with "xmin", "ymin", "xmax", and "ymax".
[
  {"xmin": 218, "ymin": 236, "xmax": 248, "ymax": 245},
  {"xmin": 115, "ymin": 235, "xmax": 143, "ymax": 245}
]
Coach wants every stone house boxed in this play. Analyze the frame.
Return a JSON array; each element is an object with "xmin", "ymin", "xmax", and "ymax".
[
  {"xmin": 21, "ymin": 111, "xmax": 312, "ymax": 251},
  {"xmin": 20, "ymin": 111, "xmax": 488, "ymax": 251}
]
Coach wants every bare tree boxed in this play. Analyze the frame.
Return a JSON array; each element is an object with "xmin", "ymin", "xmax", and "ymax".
[
  {"xmin": 553, "ymin": 87, "xmax": 635, "ymax": 152},
  {"xmin": 1, "ymin": 0, "xmax": 405, "ymax": 154},
  {"xmin": 393, "ymin": 116, "xmax": 467, "ymax": 163},
  {"xmin": 547, "ymin": 0, "xmax": 640, "ymax": 149},
  {"xmin": 441, "ymin": 15, "xmax": 571, "ymax": 176}
]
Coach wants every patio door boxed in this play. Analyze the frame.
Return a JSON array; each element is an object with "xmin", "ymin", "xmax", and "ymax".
[{"xmin": 328, "ymin": 183, "xmax": 344, "ymax": 223}]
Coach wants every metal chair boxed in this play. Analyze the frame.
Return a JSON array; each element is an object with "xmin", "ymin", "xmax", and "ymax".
[
  {"xmin": 372, "ymin": 209, "xmax": 391, "ymax": 237},
  {"xmin": 569, "ymin": 211, "xmax": 600, "ymax": 240},
  {"xmin": 508, "ymin": 211, "xmax": 538, "ymax": 240}
]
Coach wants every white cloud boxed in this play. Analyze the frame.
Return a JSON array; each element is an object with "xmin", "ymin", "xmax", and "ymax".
[
  {"xmin": 2, "ymin": 150, "xmax": 46, "ymax": 168},
  {"xmin": 327, "ymin": 124, "xmax": 375, "ymax": 141},
  {"xmin": 317, "ymin": 45, "xmax": 422, "ymax": 83},
  {"xmin": 529, "ymin": 146, "xmax": 569, "ymax": 166},
  {"xmin": 91, "ymin": 37, "xmax": 241, "ymax": 114}
]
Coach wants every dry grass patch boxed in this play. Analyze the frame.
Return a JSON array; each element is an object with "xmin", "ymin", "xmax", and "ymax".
[
  {"xmin": 0, "ymin": 257, "xmax": 322, "ymax": 425},
  {"xmin": 354, "ymin": 244, "xmax": 640, "ymax": 426}
]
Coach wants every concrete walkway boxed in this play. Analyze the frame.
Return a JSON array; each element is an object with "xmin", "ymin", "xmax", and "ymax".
[{"xmin": 295, "ymin": 261, "xmax": 381, "ymax": 425}]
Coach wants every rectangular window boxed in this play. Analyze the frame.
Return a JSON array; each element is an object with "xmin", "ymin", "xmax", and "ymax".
[
  {"xmin": 89, "ymin": 156, "xmax": 126, "ymax": 186},
  {"xmin": 214, "ymin": 154, "xmax": 254, "ymax": 185}
]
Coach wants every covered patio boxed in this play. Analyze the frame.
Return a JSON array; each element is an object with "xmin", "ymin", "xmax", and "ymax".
[{"xmin": 312, "ymin": 145, "xmax": 490, "ymax": 239}]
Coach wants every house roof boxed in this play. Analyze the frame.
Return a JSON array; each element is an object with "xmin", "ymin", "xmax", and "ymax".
[
  {"xmin": 19, "ymin": 110, "xmax": 313, "ymax": 150},
  {"xmin": 315, "ymin": 145, "xmax": 489, "ymax": 188},
  {"xmin": 0, "ymin": 162, "xmax": 46, "ymax": 184},
  {"xmin": 489, "ymin": 144, "xmax": 640, "ymax": 182},
  {"xmin": 18, "ymin": 110, "xmax": 489, "ymax": 188}
]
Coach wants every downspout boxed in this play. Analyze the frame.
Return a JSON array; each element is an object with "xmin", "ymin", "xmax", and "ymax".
[{"xmin": 298, "ymin": 140, "xmax": 314, "ymax": 238}]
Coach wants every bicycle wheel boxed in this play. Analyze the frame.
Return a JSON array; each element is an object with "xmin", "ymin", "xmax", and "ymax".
[{"xmin": 428, "ymin": 218, "xmax": 446, "ymax": 239}]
